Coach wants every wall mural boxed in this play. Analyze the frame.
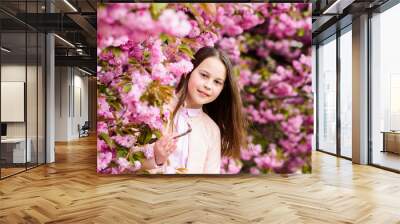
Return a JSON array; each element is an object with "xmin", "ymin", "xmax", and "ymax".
[{"xmin": 97, "ymin": 3, "xmax": 312, "ymax": 174}]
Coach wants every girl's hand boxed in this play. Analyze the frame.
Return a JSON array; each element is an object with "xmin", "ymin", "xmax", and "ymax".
[{"xmin": 154, "ymin": 133, "xmax": 177, "ymax": 166}]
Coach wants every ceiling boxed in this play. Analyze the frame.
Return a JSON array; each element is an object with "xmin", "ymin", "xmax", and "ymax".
[
  {"xmin": 312, "ymin": 0, "xmax": 390, "ymax": 44},
  {"xmin": 0, "ymin": 0, "xmax": 96, "ymax": 74}
]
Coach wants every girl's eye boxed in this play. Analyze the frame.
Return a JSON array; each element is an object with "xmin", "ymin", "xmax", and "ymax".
[
  {"xmin": 214, "ymin": 80, "xmax": 222, "ymax": 85},
  {"xmin": 200, "ymin": 73, "xmax": 208, "ymax": 78}
]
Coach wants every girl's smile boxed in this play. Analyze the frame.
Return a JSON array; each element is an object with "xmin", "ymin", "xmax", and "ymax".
[{"xmin": 197, "ymin": 89, "xmax": 210, "ymax": 98}]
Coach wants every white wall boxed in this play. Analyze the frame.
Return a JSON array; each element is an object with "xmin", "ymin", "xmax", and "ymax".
[
  {"xmin": 1, "ymin": 65, "xmax": 29, "ymax": 138},
  {"xmin": 1, "ymin": 64, "xmax": 45, "ymax": 164},
  {"xmin": 72, "ymin": 73, "xmax": 89, "ymax": 138},
  {"xmin": 55, "ymin": 66, "xmax": 69, "ymax": 141},
  {"xmin": 54, "ymin": 67, "xmax": 89, "ymax": 141}
]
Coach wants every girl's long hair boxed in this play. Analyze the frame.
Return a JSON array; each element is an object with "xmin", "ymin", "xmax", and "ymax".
[{"xmin": 172, "ymin": 47, "xmax": 247, "ymax": 159}]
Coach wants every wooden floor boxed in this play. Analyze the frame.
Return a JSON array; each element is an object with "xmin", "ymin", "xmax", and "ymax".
[
  {"xmin": 1, "ymin": 136, "xmax": 400, "ymax": 223},
  {"xmin": 1, "ymin": 167, "xmax": 26, "ymax": 177}
]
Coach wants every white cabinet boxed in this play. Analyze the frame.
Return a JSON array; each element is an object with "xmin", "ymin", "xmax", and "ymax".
[{"xmin": 1, "ymin": 138, "xmax": 32, "ymax": 163}]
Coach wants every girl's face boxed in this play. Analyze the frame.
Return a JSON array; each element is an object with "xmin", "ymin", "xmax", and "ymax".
[{"xmin": 185, "ymin": 57, "xmax": 227, "ymax": 108}]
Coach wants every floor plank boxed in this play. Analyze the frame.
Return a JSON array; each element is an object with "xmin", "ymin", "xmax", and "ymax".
[{"xmin": 0, "ymin": 136, "xmax": 399, "ymax": 223}]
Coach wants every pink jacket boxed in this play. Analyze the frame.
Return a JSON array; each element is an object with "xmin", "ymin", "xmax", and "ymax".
[{"xmin": 142, "ymin": 97, "xmax": 221, "ymax": 174}]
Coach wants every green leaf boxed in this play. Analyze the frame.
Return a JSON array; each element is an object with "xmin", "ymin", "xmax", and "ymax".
[
  {"xmin": 137, "ymin": 133, "xmax": 145, "ymax": 145},
  {"xmin": 123, "ymin": 83, "xmax": 132, "ymax": 93},
  {"xmin": 108, "ymin": 100, "xmax": 121, "ymax": 111},
  {"xmin": 150, "ymin": 3, "xmax": 168, "ymax": 19},
  {"xmin": 133, "ymin": 151, "xmax": 146, "ymax": 161},
  {"xmin": 99, "ymin": 132, "xmax": 114, "ymax": 148},
  {"xmin": 117, "ymin": 148, "xmax": 128, "ymax": 158},
  {"xmin": 302, "ymin": 164, "xmax": 311, "ymax": 173},
  {"xmin": 137, "ymin": 124, "xmax": 151, "ymax": 145},
  {"xmin": 111, "ymin": 47, "xmax": 122, "ymax": 56},
  {"xmin": 128, "ymin": 153, "xmax": 135, "ymax": 163},
  {"xmin": 98, "ymin": 84, "xmax": 107, "ymax": 94},
  {"xmin": 260, "ymin": 68, "xmax": 271, "ymax": 80},
  {"xmin": 143, "ymin": 50, "xmax": 150, "ymax": 60},
  {"xmin": 140, "ymin": 80, "xmax": 174, "ymax": 107},
  {"xmin": 178, "ymin": 44, "xmax": 194, "ymax": 59},
  {"xmin": 247, "ymin": 86, "xmax": 258, "ymax": 94},
  {"xmin": 297, "ymin": 28, "xmax": 305, "ymax": 37},
  {"xmin": 129, "ymin": 58, "xmax": 138, "ymax": 65},
  {"xmin": 261, "ymin": 168, "xmax": 270, "ymax": 174},
  {"xmin": 184, "ymin": 3, "xmax": 205, "ymax": 31},
  {"xmin": 160, "ymin": 33, "xmax": 170, "ymax": 43},
  {"xmin": 199, "ymin": 3, "xmax": 216, "ymax": 17},
  {"xmin": 153, "ymin": 130, "xmax": 162, "ymax": 139},
  {"xmin": 99, "ymin": 60, "xmax": 108, "ymax": 68},
  {"xmin": 143, "ymin": 131, "xmax": 153, "ymax": 144}
]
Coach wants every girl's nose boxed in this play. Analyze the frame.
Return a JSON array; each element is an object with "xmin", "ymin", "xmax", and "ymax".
[{"xmin": 204, "ymin": 82, "xmax": 211, "ymax": 90}]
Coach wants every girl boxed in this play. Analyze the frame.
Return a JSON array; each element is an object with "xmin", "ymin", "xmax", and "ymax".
[{"xmin": 141, "ymin": 47, "xmax": 247, "ymax": 174}]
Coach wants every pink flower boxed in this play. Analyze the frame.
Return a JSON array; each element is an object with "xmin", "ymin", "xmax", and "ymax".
[
  {"xmin": 97, "ymin": 97, "xmax": 113, "ymax": 119},
  {"xmin": 141, "ymin": 143, "xmax": 155, "ymax": 159},
  {"xmin": 132, "ymin": 104, "xmax": 163, "ymax": 130},
  {"xmin": 250, "ymin": 167, "xmax": 260, "ymax": 175},
  {"xmin": 239, "ymin": 70, "xmax": 252, "ymax": 87},
  {"xmin": 113, "ymin": 135, "xmax": 136, "ymax": 148},
  {"xmin": 224, "ymin": 23, "xmax": 243, "ymax": 36},
  {"xmin": 188, "ymin": 20, "xmax": 201, "ymax": 38},
  {"xmin": 254, "ymin": 152, "xmax": 284, "ymax": 170},
  {"xmin": 302, "ymin": 85, "xmax": 312, "ymax": 94},
  {"xmin": 108, "ymin": 4, "xmax": 129, "ymax": 22},
  {"xmin": 241, "ymin": 143, "xmax": 262, "ymax": 161},
  {"xmin": 131, "ymin": 71, "xmax": 152, "ymax": 91},
  {"xmin": 133, "ymin": 160, "xmax": 142, "ymax": 170},
  {"xmin": 98, "ymin": 71, "xmax": 116, "ymax": 85},
  {"xmin": 121, "ymin": 11, "xmax": 156, "ymax": 33},
  {"xmin": 218, "ymin": 37, "xmax": 240, "ymax": 63},
  {"xmin": 97, "ymin": 122, "xmax": 108, "ymax": 134},
  {"xmin": 121, "ymin": 85, "xmax": 142, "ymax": 111},
  {"xmin": 150, "ymin": 39, "xmax": 166, "ymax": 65},
  {"xmin": 281, "ymin": 115, "xmax": 303, "ymax": 134},
  {"xmin": 97, "ymin": 140, "xmax": 109, "ymax": 152},
  {"xmin": 241, "ymin": 149, "xmax": 252, "ymax": 161},
  {"xmin": 227, "ymin": 159, "xmax": 242, "ymax": 174},
  {"xmin": 271, "ymin": 82, "xmax": 295, "ymax": 97},
  {"xmin": 196, "ymin": 31, "xmax": 219, "ymax": 47},
  {"xmin": 98, "ymin": 151, "xmax": 113, "ymax": 171},
  {"xmin": 159, "ymin": 9, "xmax": 191, "ymax": 37},
  {"xmin": 250, "ymin": 73, "xmax": 261, "ymax": 85},
  {"xmin": 151, "ymin": 63, "xmax": 176, "ymax": 86},
  {"xmin": 117, "ymin": 157, "xmax": 130, "ymax": 172},
  {"xmin": 167, "ymin": 59, "xmax": 193, "ymax": 78},
  {"xmin": 241, "ymin": 9, "xmax": 264, "ymax": 29},
  {"xmin": 151, "ymin": 63, "xmax": 167, "ymax": 80}
]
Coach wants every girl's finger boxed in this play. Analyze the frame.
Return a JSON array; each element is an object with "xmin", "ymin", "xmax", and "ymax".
[
  {"xmin": 167, "ymin": 135, "xmax": 174, "ymax": 142},
  {"xmin": 167, "ymin": 137, "xmax": 175, "ymax": 146},
  {"xmin": 168, "ymin": 142, "xmax": 176, "ymax": 152},
  {"xmin": 165, "ymin": 147, "xmax": 171, "ymax": 155},
  {"xmin": 169, "ymin": 144, "xmax": 176, "ymax": 153},
  {"xmin": 170, "ymin": 140, "xmax": 176, "ymax": 147},
  {"xmin": 165, "ymin": 141, "xmax": 173, "ymax": 152},
  {"xmin": 159, "ymin": 137, "xmax": 167, "ymax": 146}
]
